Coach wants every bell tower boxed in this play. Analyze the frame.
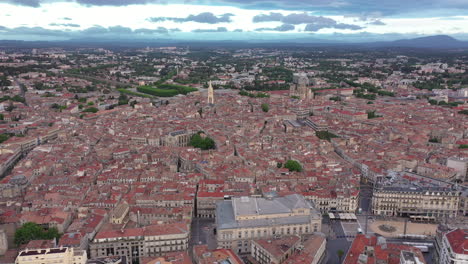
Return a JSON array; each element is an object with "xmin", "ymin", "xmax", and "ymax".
[{"xmin": 207, "ymin": 80, "xmax": 214, "ymax": 105}]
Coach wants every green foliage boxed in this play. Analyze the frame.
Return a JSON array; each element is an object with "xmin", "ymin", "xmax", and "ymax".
[
  {"xmin": 367, "ymin": 101, "xmax": 374, "ymax": 104},
  {"xmin": 14, "ymin": 222, "xmax": 61, "ymax": 246},
  {"xmin": 87, "ymin": 101, "xmax": 94, "ymax": 106},
  {"xmin": 117, "ymin": 88, "xmax": 152, "ymax": 98},
  {"xmin": 77, "ymin": 97, "xmax": 87, "ymax": 103},
  {"xmin": 459, "ymin": 144, "xmax": 468, "ymax": 149},
  {"xmin": 41, "ymin": 92, "xmax": 56, "ymax": 98},
  {"xmin": 290, "ymin": 96, "xmax": 300, "ymax": 99},
  {"xmin": 83, "ymin": 107, "xmax": 98, "ymax": 113},
  {"xmin": 316, "ymin": 131, "xmax": 338, "ymax": 141},
  {"xmin": 353, "ymin": 82, "xmax": 393, "ymax": 99},
  {"xmin": 261, "ymin": 103, "xmax": 269, "ymax": 112},
  {"xmin": 0, "ymin": 95, "xmax": 26, "ymax": 103},
  {"xmin": 429, "ymin": 137, "xmax": 440, "ymax": 143},
  {"xmin": 239, "ymin": 90, "xmax": 270, "ymax": 98},
  {"xmin": 458, "ymin": 110, "xmax": 468, "ymax": 115},
  {"xmin": 137, "ymin": 84, "xmax": 197, "ymax": 97},
  {"xmin": 414, "ymin": 80, "xmax": 443, "ymax": 91},
  {"xmin": 276, "ymin": 162, "xmax": 283, "ymax": 168},
  {"xmin": 367, "ymin": 111, "xmax": 381, "ymax": 119},
  {"xmin": 262, "ymin": 67, "xmax": 294, "ymax": 82},
  {"xmin": 377, "ymin": 90, "xmax": 395, "ymax": 97},
  {"xmin": 189, "ymin": 133, "xmax": 215, "ymax": 150},
  {"xmin": 0, "ymin": 134, "xmax": 10, "ymax": 143},
  {"xmin": 51, "ymin": 103, "xmax": 67, "ymax": 110},
  {"xmin": 33, "ymin": 82, "xmax": 45, "ymax": 90},
  {"xmin": 157, "ymin": 84, "xmax": 198, "ymax": 94},
  {"xmin": 428, "ymin": 99, "xmax": 438, "ymax": 105},
  {"xmin": 330, "ymin": 96, "xmax": 342, "ymax": 101},
  {"xmin": 337, "ymin": 249, "xmax": 345, "ymax": 262},
  {"xmin": 355, "ymin": 92, "xmax": 376, "ymax": 100},
  {"xmin": 284, "ymin": 160, "xmax": 302, "ymax": 172},
  {"xmin": 0, "ymin": 114, "xmax": 3, "ymax": 120},
  {"xmin": 0, "ymin": 75, "xmax": 11, "ymax": 87},
  {"xmin": 118, "ymin": 93, "xmax": 129, "ymax": 105}
]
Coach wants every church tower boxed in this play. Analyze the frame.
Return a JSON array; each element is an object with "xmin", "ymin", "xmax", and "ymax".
[
  {"xmin": 290, "ymin": 73, "xmax": 312, "ymax": 100},
  {"xmin": 207, "ymin": 80, "xmax": 214, "ymax": 105}
]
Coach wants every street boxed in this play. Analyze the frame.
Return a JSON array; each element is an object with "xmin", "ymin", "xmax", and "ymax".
[{"xmin": 190, "ymin": 217, "xmax": 217, "ymax": 249}]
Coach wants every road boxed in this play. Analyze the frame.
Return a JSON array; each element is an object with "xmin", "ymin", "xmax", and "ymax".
[
  {"xmin": 190, "ymin": 218, "xmax": 217, "ymax": 249},
  {"xmin": 324, "ymin": 218, "xmax": 352, "ymax": 264}
]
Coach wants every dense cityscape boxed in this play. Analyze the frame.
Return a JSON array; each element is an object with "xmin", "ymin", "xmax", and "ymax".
[{"xmin": 0, "ymin": 43, "xmax": 466, "ymax": 264}]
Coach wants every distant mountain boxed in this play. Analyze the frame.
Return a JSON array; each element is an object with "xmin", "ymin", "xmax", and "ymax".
[
  {"xmin": 0, "ymin": 35, "xmax": 467, "ymax": 49},
  {"xmin": 366, "ymin": 35, "xmax": 468, "ymax": 49}
]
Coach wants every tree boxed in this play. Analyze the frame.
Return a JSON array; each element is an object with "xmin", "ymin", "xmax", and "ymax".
[
  {"xmin": 276, "ymin": 162, "xmax": 282, "ymax": 168},
  {"xmin": 284, "ymin": 160, "xmax": 302, "ymax": 172},
  {"xmin": 0, "ymin": 134, "xmax": 10, "ymax": 143},
  {"xmin": 261, "ymin": 103, "xmax": 269, "ymax": 112},
  {"xmin": 189, "ymin": 133, "xmax": 215, "ymax": 150},
  {"xmin": 198, "ymin": 108, "xmax": 203, "ymax": 118},
  {"xmin": 83, "ymin": 107, "xmax": 98, "ymax": 113},
  {"xmin": 14, "ymin": 222, "xmax": 60, "ymax": 246},
  {"xmin": 337, "ymin": 249, "xmax": 345, "ymax": 263}
]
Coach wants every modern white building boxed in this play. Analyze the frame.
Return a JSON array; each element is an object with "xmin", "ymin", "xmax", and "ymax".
[{"xmin": 436, "ymin": 228, "xmax": 468, "ymax": 264}]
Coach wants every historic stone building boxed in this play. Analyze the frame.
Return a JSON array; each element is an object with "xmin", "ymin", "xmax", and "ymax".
[
  {"xmin": 215, "ymin": 194, "xmax": 321, "ymax": 254},
  {"xmin": 372, "ymin": 172, "xmax": 463, "ymax": 221},
  {"xmin": 289, "ymin": 73, "xmax": 312, "ymax": 100}
]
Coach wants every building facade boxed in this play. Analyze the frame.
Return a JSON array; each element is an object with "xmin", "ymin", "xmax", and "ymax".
[
  {"xmin": 15, "ymin": 247, "xmax": 87, "ymax": 264},
  {"xmin": 289, "ymin": 73, "xmax": 312, "ymax": 100},
  {"xmin": 372, "ymin": 172, "xmax": 462, "ymax": 221},
  {"xmin": 215, "ymin": 194, "xmax": 321, "ymax": 254},
  {"xmin": 435, "ymin": 228, "xmax": 468, "ymax": 264},
  {"xmin": 90, "ymin": 224, "xmax": 190, "ymax": 264}
]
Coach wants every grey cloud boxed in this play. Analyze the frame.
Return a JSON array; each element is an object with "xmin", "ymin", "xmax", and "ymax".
[
  {"xmin": 75, "ymin": 0, "xmax": 159, "ymax": 6},
  {"xmin": 49, "ymin": 23, "xmax": 81, "ymax": 27},
  {"xmin": 81, "ymin": 26, "xmax": 108, "ymax": 35},
  {"xmin": 134, "ymin": 27, "xmax": 169, "ymax": 34},
  {"xmin": 304, "ymin": 20, "xmax": 363, "ymax": 31},
  {"xmin": 148, "ymin": 12, "xmax": 234, "ymax": 24},
  {"xmin": 253, "ymin": 12, "xmax": 362, "ymax": 31},
  {"xmin": 233, "ymin": 29, "xmax": 243, "ymax": 32},
  {"xmin": 192, "ymin": 27, "xmax": 228, "ymax": 33},
  {"xmin": 0, "ymin": 25, "xmax": 176, "ymax": 39},
  {"xmin": 107, "ymin": 25, "xmax": 132, "ymax": 34},
  {"xmin": 62, "ymin": 17, "xmax": 72, "ymax": 20},
  {"xmin": 282, "ymin": 13, "xmax": 334, "ymax": 25},
  {"xmin": 4, "ymin": 0, "xmax": 41, "ymax": 7},
  {"xmin": 334, "ymin": 23, "xmax": 363, "ymax": 30},
  {"xmin": 368, "ymin": 20, "xmax": 385, "ymax": 25},
  {"xmin": 252, "ymin": 12, "xmax": 283, "ymax": 23},
  {"xmin": 255, "ymin": 24, "xmax": 295, "ymax": 32},
  {"xmin": 253, "ymin": 12, "xmax": 354, "ymax": 26},
  {"xmin": 1, "ymin": 26, "xmax": 71, "ymax": 36}
]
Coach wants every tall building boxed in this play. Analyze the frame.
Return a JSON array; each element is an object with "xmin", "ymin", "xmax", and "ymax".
[
  {"xmin": 434, "ymin": 228, "xmax": 468, "ymax": 264},
  {"xmin": 289, "ymin": 73, "xmax": 312, "ymax": 100},
  {"xmin": 372, "ymin": 171, "xmax": 462, "ymax": 221},
  {"xmin": 215, "ymin": 194, "xmax": 321, "ymax": 254},
  {"xmin": 15, "ymin": 247, "xmax": 87, "ymax": 264},
  {"xmin": 207, "ymin": 80, "xmax": 214, "ymax": 105}
]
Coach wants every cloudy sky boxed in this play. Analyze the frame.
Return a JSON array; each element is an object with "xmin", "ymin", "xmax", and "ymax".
[{"xmin": 1, "ymin": 0, "xmax": 468, "ymax": 42}]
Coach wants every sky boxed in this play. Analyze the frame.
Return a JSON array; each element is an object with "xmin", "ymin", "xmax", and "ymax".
[{"xmin": 1, "ymin": 0, "xmax": 468, "ymax": 42}]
